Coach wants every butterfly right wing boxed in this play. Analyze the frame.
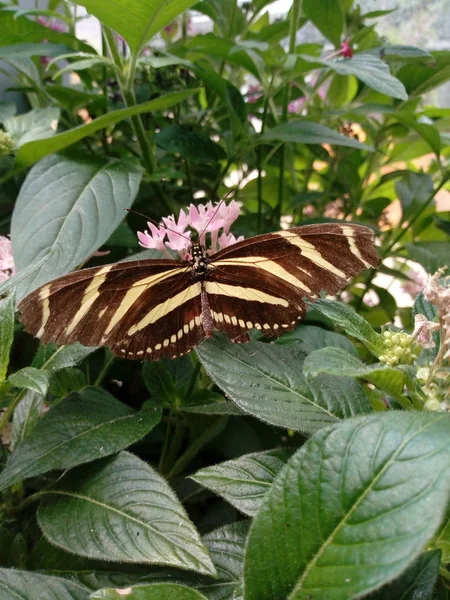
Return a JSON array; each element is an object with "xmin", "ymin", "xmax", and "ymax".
[{"xmin": 18, "ymin": 259, "xmax": 204, "ymax": 360}]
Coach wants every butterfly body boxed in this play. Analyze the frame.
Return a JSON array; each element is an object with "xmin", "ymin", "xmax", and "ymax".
[{"xmin": 19, "ymin": 223, "xmax": 379, "ymax": 361}]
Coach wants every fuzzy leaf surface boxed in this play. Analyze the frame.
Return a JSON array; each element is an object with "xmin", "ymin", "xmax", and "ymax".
[{"xmin": 244, "ymin": 412, "xmax": 450, "ymax": 600}]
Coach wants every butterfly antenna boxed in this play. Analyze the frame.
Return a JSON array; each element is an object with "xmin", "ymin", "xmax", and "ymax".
[
  {"xmin": 198, "ymin": 188, "xmax": 236, "ymax": 240},
  {"xmin": 125, "ymin": 208, "xmax": 192, "ymax": 243}
]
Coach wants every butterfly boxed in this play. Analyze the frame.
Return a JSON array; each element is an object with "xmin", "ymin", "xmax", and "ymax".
[{"xmin": 18, "ymin": 223, "xmax": 379, "ymax": 361}]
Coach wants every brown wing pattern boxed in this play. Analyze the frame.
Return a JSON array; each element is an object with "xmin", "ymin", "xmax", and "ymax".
[
  {"xmin": 208, "ymin": 223, "xmax": 379, "ymax": 338},
  {"xmin": 18, "ymin": 259, "xmax": 204, "ymax": 360},
  {"xmin": 18, "ymin": 222, "xmax": 379, "ymax": 361}
]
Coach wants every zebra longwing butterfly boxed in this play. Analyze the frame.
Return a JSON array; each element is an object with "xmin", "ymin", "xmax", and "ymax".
[{"xmin": 18, "ymin": 223, "xmax": 379, "ymax": 361}]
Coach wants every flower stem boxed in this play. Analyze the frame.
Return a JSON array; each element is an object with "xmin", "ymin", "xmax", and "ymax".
[
  {"xmin": 275, "ymin": 0, "xmax": 302, "ymax": 224},
  {"xmin": 0, "ymin": 388, "xmax": 25, "ymax": 432}
]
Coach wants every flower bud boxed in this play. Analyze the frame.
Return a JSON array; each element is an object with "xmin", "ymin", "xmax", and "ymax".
[{"xmin": 0, "ymin": 131, "xmax": 14, "ymax": 157}]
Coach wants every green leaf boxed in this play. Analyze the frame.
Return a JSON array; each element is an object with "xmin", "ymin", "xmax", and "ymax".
[
  {"xmin": 15, "ymin": 90, "xmax": 198, "ymax": 167},
  {"xmin": 8, "ymin": 367, "xmax": 49, "ymax": 397},
  {"xmin": 38, "ymin": 343, "xmax": 98, "ymax": 374},
  {"xmin": 395, "ymin": 171, "xmax": 434, "ymax": 218},
  {"xmin": 303, "ymin": 0, "xmax": 343, "ymax": 46},
  {"xmin": 0, "ymin": 387, "xmax": 161, "ymax": 491},
  {"xmin": 278, "ymin": 324, "xmax": 357, "ymax": 355},
  {"xmin": 38, "ymin": 451, "xmax": 216, "ymax": 574},
  {"xmin": 303, "ymin": 347, "xmax": 409, "ymax": 403},
  {"xmin": 52, "ymin": 56, "xmax": 118, "ymax": 80},
  {"xmin": 76, "ymin": 0, "xmax": 199, "ymax": 55},
  {"xmin": 398, "ymin": 51, "xmax": 450, "ymax": 96},
  {"xmin": 0, "ymin": 293, "xmax": 15, "ymax": 382},
  {"xmin": 310, "ymin": 299, "xmax": 384, "ymax": 355},
  {"xmin": 11, "ymin": 390, "xmax": 44, "ymax": 450},
  {"xmin": 405, "ymin": 242, "xmax": 450, "ymax": 273},
  {"xmin": 328, "ymin": 54, "xmax": 408, "ymax": 100},
  {"xmin": 369, "ymin": 550, "xmax": 441, "ymax": 600},
  {"xmin": 0, "ymin": 43, "xmax": 72, "ymax": 58},
  {"xmin": 0, "ymin": 569, "xmax": 90, "ymax": 599},
  {"xmin": 5, "ymin": 107, "xmax": 60, "ymax": 147},
  {"xmin": 197, "ymin": 335, "xmax": 371, "ymax": 433},
  {"xmin": 199, "ymin": 520, "xmax": 249, "ymax": 600},
  {"xmin": 0, "ymin": 8, "xmax": 92, "ymax": 52},
  {"xmin": 92, "ymin": 583, "xmax": 208, "ymax": 599},
  {"xmin": 261, "ymin": 120, "xmax": 373, "ymax": 151},
  {"xmin": 11, "ymin": 154, "xmax": 142, "ymax": 301},
  {"xmin": 192, "ymin": 449, "xmax": 293, "ymax": 516},
  {"xmin": 244, "ymin": 412, "xmax": 450, "ymax": 600}
]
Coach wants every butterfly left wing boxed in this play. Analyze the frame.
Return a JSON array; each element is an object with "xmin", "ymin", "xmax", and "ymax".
[
  {"xmin": 207, "ymin": 223, "xmax": 379, "ymax": 339},
  {"xmin": 18, "ymin": 259, "xmax": 205, "ymax": 361}
]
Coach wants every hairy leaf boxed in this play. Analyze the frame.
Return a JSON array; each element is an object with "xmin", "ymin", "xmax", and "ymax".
[
  {"xmin": 38, "ymin": 452, "xmax": 215, "ymax": 574},
  {"xmin": 244, "ymin": 412, "xmax": 450, "ymax": 600},
  {"xmin": 0, "ymin": 569, "xmax": 89, "ymax": 599}
]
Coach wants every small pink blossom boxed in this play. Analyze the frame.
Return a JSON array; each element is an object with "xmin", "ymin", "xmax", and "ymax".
[
  {"xmin": 413, "ymin": 314, "xmax": 439, "ymax": 349},
  {"xmin": 288, "ymin": 97, "xmax": 305, "ymax": 114},
  {"xmin": 188, "ymin": 203, "xmax": 225, "ymax": 245},
  {"xmin": 247, "ymin": 84, "xmax": 262, "ymax": 104},
  {"xmin": 340, "ymin": 39, "xmax": 353, "ymax": 59},
  {"xmin": 0, "ymin": 236, "xmax": 15, "ymax": 283},
  {"xmin": 137, "ymin": 223, "xmax": 167, "ymax": 252},
  {"xmin": 217, "ymin": 232, "xmax": 245, "ymax": 250}
]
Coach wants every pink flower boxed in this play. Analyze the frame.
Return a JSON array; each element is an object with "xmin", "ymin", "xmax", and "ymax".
[
  {"xmin": 217, "ymin": 232, "xmax": 245, "ymax": 250},
  {"xmin": 36, "ymin": 16, "xmax": 67, "ymax": 66},
  {"xmin": 340, "ymin": 39, "xmax": 353, "ymax": 59},
  {"xmin": 137, "ymin": 223, "xmax": 167, "ymax": 252},
  {"xmin": 135, "ymin": 201, "xmax": 243, "ymax": 259},
  {"xmin": 413, "ymin": 314, "xmax": 439, "ymax": 349},
  {"xmin": 0, "ymin": 236, "xmax": 15, "ymax": 282},
  {"xmin": 288, "ymin": 97, "xmax": 305, "ymax": 114},
  {"xmin": 247, "ymin": 84, "xmax": 262, "ymax": 104}
]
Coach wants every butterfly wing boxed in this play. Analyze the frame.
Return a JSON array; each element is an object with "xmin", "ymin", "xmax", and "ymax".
[
  {"xmin": 18, "ymin": 259, "xmax": 204, "ymax": 360},
  {"xmin": 207, "ymin": 223, "xmax": 379, "ymax": 338}
]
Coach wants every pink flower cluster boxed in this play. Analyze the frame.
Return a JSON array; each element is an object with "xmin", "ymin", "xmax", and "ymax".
[
  {"xmin": 340, "ymin": 39, "xmax": 353, "ymax": 59},
  {"xmin": 0, "ymin": 236, "xmax": 15, "ymax": 283},
  {"xmin": 137, "ymin": 201, "xmax": 243, "ymax": 260}
]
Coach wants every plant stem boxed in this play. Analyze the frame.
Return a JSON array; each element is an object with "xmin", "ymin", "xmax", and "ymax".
[
  {"xmin": 275, "ymin": 0, "xmax": 302, "ymax": 224},
  {"xmin": 0, "ymin": 388, "xmax": 26, "ymax": 431},
  {"xmin": 257, "ymin": 89, "xmax": 271, "ymax": 232},
  {"xmin": 94, "ymin": 352, "xmax": 115, "ymax": 386},
  {"xmin": 161, "ymin": 417, "xmax": 186, "ymax": 476},
  {"xmin": 185, "ymin": 361, "xmax": 201, "ymax": 401},
  {"xmin": 168, "ymin": 417, "xmax": 227, "ymax": 479}
]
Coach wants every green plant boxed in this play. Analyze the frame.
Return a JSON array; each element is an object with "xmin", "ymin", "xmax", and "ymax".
[{"xmin": 0, "ymin": 0, "xmax": 450, "ymax": 598}]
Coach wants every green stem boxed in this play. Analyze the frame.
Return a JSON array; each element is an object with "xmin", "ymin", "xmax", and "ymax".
[
  {"xmin": 94, "ymin": 352, "xmax": 115, "ymax": 386},
  {"xmin": 158, "ymin": 416, "xmax": 173, "ymax": 473},
  {"xmin": 185, "ymin": 361, "xmax": 201, "ymax": 401},
  {"xmin": 275, "ymin": 0, "xmax": 302, "ymax": 224},
  {"xmin": 161, "ymin": 417, "xmax": 186, "ymax": 476},
  {"xmin": 168, "ymin": 417, "xmax": 227, "ymax": 479},
  {"xmin": 0, "ymin": 388, "xmax": 26, "ymax": 431},
  {"xmin": 8, "ymin": 490, "xmax": 46, "ymax": 515},
  {"xmin": 257, "ymin": 89, "xmax": 271, "ymax": 232}
]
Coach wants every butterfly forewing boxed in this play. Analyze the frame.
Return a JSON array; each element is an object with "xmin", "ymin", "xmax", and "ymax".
[{"xmin": 18, "ymin": 222, "xmax": 379, "ymax": 361}]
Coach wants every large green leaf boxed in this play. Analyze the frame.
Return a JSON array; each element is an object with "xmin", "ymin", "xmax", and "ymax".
[
  {"xmin": 0, "ymin": 387, "xmax": 161, "ymax": 491},
  {"xmin": 303, "ymin": 0, "xmax": 343, "ymax": 46},
  {"xmin": 0, "ymin": 42, "xmax": 72, "ymax": 58},
  {"xmin": 405, "ymin": 242, "xmax": 450, "ymax": 273},
  {"xmin": 197, "ymin": 335, "xmax": 371, "ymax": 433},
  {"xmin": 192, "ymin": 449, "xmax": 292, "ymax": 517},
  {"xmin": 37, "ymin": 343, "xmax": 98, "ymax": 373},
  {"xmin": 92, "ymin": 583, "xmax": 208, "ymax": 599},
  {"xmin": 244, "ymin": 412, "xmax": 450, "ymax": 600},
  {"xmin": 395, "ymin": 171, "xmax": 434, "ymax": 218},
  {"xmin": 0, "ymin": 569, "xmax": 89, "ymax": 600},
  {"xmin": 38, "ymin": 451, "xmax": 216, "ymax": 574},
  {"xmin": 5, "ymin": 107, "xmax": 60, "ymax": 147},
  {"xmin": 11, "ymin": 154, "xmax": 142, "ymax": 301},
  {"xmin": 15, "ymin": 90, "xmax": 198, "ymax": 166},
  {"xmin": 76, "ymin": 0, "xmax": 199, "ymax": 55},
  {"xmin": 0, "ymin": 293, "xmax": 15, "ymax": 382},
  {"xmin": 261, "ymin": 120, "xmax": 373, "ymax": 150}
]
